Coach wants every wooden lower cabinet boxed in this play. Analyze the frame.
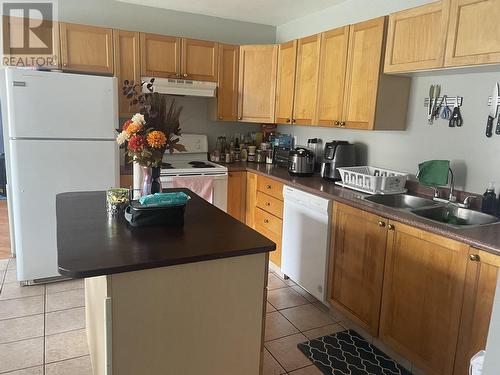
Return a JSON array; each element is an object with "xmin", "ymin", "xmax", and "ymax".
[
  {"xmin": 379, "ymin": 221, "xmax": 469, "ymax": 375},
  {"xmin": 328, "ymin": 203, "xmax": 499, "ymax": 375},
  {"xmin": 245, "ymin": 172, "xmax": 258, "ymax": 228},
  {"xmin": 245, "ymin": 172, "xmax": 283, "ymax": 268},
  {"xmin": 454, "ymin": 248, "xmax": 499, "ymax": 375},
  {"xmin": 227, "ymin": 171, "xmax": 246, "ymax": 223},
  {"xmin": 328, "ymin": 202, "xmax": 388, "ymax": 336}
]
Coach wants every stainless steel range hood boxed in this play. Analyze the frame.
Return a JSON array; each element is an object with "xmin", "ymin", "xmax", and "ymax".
[{"xmin": 142, "ymin": 77, "xmax": 217, "ymax": 97}]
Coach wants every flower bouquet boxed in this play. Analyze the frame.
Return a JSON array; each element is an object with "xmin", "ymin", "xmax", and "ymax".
[{"xmin": 117, "ymin": 78, "xmax": 185, "ymax": 195}]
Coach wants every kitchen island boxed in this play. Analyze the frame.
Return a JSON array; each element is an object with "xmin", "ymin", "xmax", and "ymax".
[{"xmin": 56, "ymin": 190, "xmax": 275, "ymax": 375}]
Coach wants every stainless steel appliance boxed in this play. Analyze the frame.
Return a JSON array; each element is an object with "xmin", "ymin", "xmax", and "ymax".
[
  {"xmin": 307, "ymin": 138, "xmax": 322, "ymax": 172},
  {"xmin": 273, "ymin": 146, "xmax": 291, "ymax": 168},
  {"xmin": 288, "ymin": 147, "xmax": 314, "ymax": 177},
  {"xmin": 320, "ymin": 141, "xmax": 355, "ymax": 181}
]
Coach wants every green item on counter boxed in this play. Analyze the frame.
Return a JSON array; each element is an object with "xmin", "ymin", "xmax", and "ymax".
[
  {"xmin": 138, "ymin": 192, "xmax": 190, "ymax": 207},
  {"xmin": 417, "ymin": 160, "xmax": 450, "ymax": 187}
]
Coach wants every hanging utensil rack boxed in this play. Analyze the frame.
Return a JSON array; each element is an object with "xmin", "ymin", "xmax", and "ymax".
[{"xmin": 424, "ymin": 96, "xmax": 463, "ymax": 107}]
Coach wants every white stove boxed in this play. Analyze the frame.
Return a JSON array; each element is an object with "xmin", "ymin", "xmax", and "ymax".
[{"xmin": 133, "ymin": 134, "xmax": 228, "ymax": 211}]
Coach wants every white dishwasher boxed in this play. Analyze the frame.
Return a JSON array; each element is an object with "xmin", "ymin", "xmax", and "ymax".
[{"xmin": 282, "ymin": 186, "xmax": 332, "ymax": 302}]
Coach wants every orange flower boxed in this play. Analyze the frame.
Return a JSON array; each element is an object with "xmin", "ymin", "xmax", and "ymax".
[
  {"xmin": 147, "ymin": 130, "xmax": 167, "ymax": 148},
  {"xmin": 122, "ymin": 119, "xmax": 133, "ymax": 131},
  {"xmin": 125, "ymin": 122, "xmax": 142, "ymax": 134}
]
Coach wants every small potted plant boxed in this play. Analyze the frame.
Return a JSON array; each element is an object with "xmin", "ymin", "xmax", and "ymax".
[{"xmin": 116, "ymin": 79, "xmax": 185, "ymax": 196}]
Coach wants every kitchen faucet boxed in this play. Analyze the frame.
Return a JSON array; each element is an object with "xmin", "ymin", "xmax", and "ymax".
[{"xmin": 431, "ymin": 168, "xmax": 476, "ymax": 208}]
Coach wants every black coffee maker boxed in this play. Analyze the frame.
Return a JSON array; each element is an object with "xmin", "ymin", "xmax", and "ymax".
[{"xmin": 320, "ymin": 141, "xmax": 355, "ymax": 180}]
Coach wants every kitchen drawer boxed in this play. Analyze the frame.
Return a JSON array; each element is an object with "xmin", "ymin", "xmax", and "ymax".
[
  {"xmin": 255, "ymin": 207, "xmax": 282, "ymax": 237},
  {"xmin": 256, "ymin": 191, "xmax": 283, "ymax": 219},
  {"xmin": 257, "ymin": 175, "xmax": 283, "ymax": 201},
  {"xmin": 255, "ymin": 221, "xmax": 282, "ymax": 268}
]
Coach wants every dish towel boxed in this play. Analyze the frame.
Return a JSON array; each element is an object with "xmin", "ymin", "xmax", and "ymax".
[
  {"xmin": 417, "ymin": 160, "xmax": 450, "ymax": 186},
  {"xmin": 172, "ymin": 176, "xmax": 214, "ymax": 203}
]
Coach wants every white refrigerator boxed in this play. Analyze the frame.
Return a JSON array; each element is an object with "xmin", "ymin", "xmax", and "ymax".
[{"xmin": 1, "ymin": 68, "xmax": 119, "ymax": 283}]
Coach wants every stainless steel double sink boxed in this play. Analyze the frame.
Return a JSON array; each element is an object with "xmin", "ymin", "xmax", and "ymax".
[{"xmin": 364, "ymin": 194, "xmax": 499, "ymax": 228}]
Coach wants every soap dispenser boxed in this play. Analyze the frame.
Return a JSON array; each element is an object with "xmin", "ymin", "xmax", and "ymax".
[{"xmin": 481, "ymin": 182, "xmax": 497, "ymax": 215}]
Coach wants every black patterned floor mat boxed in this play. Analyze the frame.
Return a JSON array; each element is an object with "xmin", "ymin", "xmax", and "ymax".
[{"xmin": 297, "ymin": 329, "xmax": 412, "ymax": 375}]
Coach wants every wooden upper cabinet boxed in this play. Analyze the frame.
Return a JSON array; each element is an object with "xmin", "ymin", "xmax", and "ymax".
[
  {"xmin": 380, "ymin": 222, "xmax": 469, "ymax": 375},
  {"xmin": 328, "ymin": 203, "xmax": 388, "ymax": 336},
  {"xmin": 343, "ymin": 17, "xmax": 385, "ymax": 130},
  {"xmin": 454, "ymin": 248, "xmax": 499, "ymax": 375},
  {"xmin": 114, "ymin": 30, "xmax": 140, "ymax": 117},
  {"xmin": 59, "ymin": 23, "xmax": 113, "ymax": 74},
  {"xmin": 216, "ymin": 44, "xmax": 239, "ymax": 121},
  {"xmin": 384, "ymin": 1, "xmax": 450, "ymax": 73},
  {"xmin": 140, "ymin": 33, "xmax": 181, "ymax": 78},
  {"xmin": 293, "ymin": 34, "xmax": 321, "ymax": 125},
  {"xmin": 238, "ymin": 45, "xmax": 278, "ymax": 124},
  {"xmin": 315, "ymin": 26, "xmax": 349, "ymax": 127},
  {"xmin": 2, "ymin": 16, "xmax": 60, "ymax": 69},
  {"xmin": 275, "ymin": 40, "xmax": 297, "ymax": 125},
  {"xmin": 227, "ymin": 171, "xmax": 246, "ymax": 223},
  {"xmin": 445, "ymin": 0, "xmax": 500, "ymax": 67},
  {"xmin": 181, "ymin": 38, "xmax": 218, "ymax": 81}
]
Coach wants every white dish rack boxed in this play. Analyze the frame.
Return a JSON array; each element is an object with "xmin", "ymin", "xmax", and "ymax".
[{"xmin": 335, "ymin": 166, "xmax": 409, "ymax": 195}]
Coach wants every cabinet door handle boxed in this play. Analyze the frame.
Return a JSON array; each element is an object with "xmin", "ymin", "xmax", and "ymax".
[
  {"xmin": 286, "ymin": 118, "xmax": 291, "ymax": 123},
  {"xmin": 469, "ymin": 254, "xmax": 481, "ymax": 262},
  {"xmin": 387, "ymin": 224, "xmax": 395, "ymax": 231},
  {"xmin": 264, "ymin": 219, "xmax": 269, "ymax": 224},
  {"xmin": 378, "ymin": 221, "xmax": 386, "ymax": 227},
  {"xmin": 292, "ymin": 119, "xmax": 296, "ymax": 123},
  {"xmin": 183, "ymin": 73, "xmax": 188, "ymax": 78},
  {"xmin": 238, "ymin": 116, "xmax": 242, "ymax": 120}
]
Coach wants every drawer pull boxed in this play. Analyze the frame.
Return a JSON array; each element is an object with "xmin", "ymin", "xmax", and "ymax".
[
  {"xmin": 469, "ymin": 254, "xmax": 480, "ymax": 262},
  {"xmin": 266, "ymin": 184, "xmax": 272, "ymax": 189},
  {"xmin": 265, "ymin": 202, "xmax": 271, "ymax": 206},
  {"xmin": 264, "ymin": 219, "xmax": 269, "ymax": 224}
]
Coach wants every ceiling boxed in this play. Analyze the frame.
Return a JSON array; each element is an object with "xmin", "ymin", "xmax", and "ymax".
[{"xmin": 116, "ymin": 0, "xmax": 348, "ymax": 26}]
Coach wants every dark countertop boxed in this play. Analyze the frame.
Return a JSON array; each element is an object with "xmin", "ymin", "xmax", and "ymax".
[
  {"xmin": 225, "ymin": 161, "xmax": 500, "ymax": 256},
  {"xmin": 56, "ymin": 189, "xmax": 275, "ymax": 278}
]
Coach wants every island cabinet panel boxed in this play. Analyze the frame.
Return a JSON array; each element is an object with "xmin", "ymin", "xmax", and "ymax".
[
  {"xmin": 379, "ymin": 222, "xmax": 469, "ymax": 375},
  {"xmin": 238, "ymin": 44, "xmax": 278, "ymax": 123},
  {"xmin": 59, "ymin": 23, "xmax": 113, "ymax": 74},
  {"xmin": 445, "ymin": 0, "xmax": 500, "ymax": 67},
  {"xmin": 114, "ymin": 30, "xmax": 140, "ymax": 117},
  {"xmin": 454, "ymin": 248, "xmax": 499, "ymax": 375},
  {"xmin": 314, "ymin": 26, "xmax": 349, "ymax": 127},
  {"xmin": 384, "ymin": 1, "xmax": 450, "ymax": 73},
  {"xmin": 275, "ymin": 40, "xmax": 297, "ymax": 125},
  {"xmin": 181, "ymin": 38, "xmax": 218, "ymax": 81},
  {"xmin": 293, "ymin": 34, "xmax": 321, "ymax": 126},
  {"xmin": 227, "ymin": 171, "xmax": 247, "ymax": 223},
  {"xmin": 140, "ymin": 33, "xmax": 181, "ymax": 78},
  {"xmin": 215, "ymin": 44, "xmax": 239, "ymax": 121},
  {"xmin": 2, "ymin": 16, "xmax": 60, "ymax": 69},
  {"xmin": 86, "ymin": 253, "xmax": 268, "ymax": 375},
  {"xmin": 328, "ymin": 202, "xmax": 388, "ymax": 336},
  {"xmin": 342, "ymin": 17, "xmax": 385, "ymax": 130}
]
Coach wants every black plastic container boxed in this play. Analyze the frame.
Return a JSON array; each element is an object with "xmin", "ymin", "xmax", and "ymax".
[
  {"xmin": 481, "ymin": 182, "xmax": 497, "ymax": 216},
  {"xmin": 124, "ymin": 200, "xmax": 186, "ymax": 227}
]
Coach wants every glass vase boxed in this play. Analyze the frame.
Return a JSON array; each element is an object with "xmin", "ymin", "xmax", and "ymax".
[
  {"xmin": 141, "ymin": 166, "xmax": 152, "ymax": 196},
  {"xmin": 151, "ymin": 166, "xmax": 162, "ymax": 194}
]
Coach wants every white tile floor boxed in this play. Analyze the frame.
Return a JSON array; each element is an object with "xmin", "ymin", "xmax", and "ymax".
[
  {"xmin": 0, "ymin": 258, "xmax": 411, "ymax": 375},
  {"xmin": 0, "ymin": 258, "xmax": 91, "ymax": 375}
]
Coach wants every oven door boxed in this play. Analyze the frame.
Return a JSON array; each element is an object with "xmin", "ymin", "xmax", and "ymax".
[{"xmin": 160, "ymin": 173, "xmax": 228, "ymax": 212}]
